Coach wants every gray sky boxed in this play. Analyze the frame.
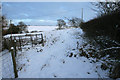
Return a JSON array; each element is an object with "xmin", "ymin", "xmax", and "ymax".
[{"xmin": 2, "ymin": 2, "xmax": 97, "ymax": 26}]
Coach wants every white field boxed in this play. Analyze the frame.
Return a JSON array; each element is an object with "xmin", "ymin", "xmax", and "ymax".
[
  {"xmin": 4, "ymin": 26, "xmax": 57, "ymax": 38},
  {"xmin": 27, "ymin": 26, "xmax": 58, "ymax": 32}
]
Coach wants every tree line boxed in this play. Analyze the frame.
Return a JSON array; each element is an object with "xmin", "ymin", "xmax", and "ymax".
[
  {"xmin": 81, "ymin": 1, "xmax": 120, "ymax": 79},
  {"xmin": 81, "ymin": 1, "xmax": 120, "ymax": 42},
  {"xmin": 57, "ymin": 17, "xmax": 83, "ymax": 29},
  {"xmin": 1, "ymin": 16, "xmax": 28, "ymax": 36}
]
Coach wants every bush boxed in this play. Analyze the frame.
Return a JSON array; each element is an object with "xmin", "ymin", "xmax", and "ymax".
[
  {"xmin": 81, "ymin": 11, "xmax": 120, "ymax": 42},
  {"xmin": 17, "ymin": 21, "xmax": 28, "ymax": 33},
  {"xmin": 80, "ymin": 11, "xmax": 120, "ymax": 79},
  {"xmin": 7, "ymin": 24, "xmax": 20, "ymax": 34}
]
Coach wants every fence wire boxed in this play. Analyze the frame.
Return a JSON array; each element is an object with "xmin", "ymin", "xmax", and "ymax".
[{"xmin": 1, "ymin": 50, "xmax": 15, "ymax": 78}]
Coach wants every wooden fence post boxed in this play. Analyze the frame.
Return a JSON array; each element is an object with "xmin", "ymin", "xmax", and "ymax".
[
  {"xmin": 19, "ymin": 36, "xmax": 22, "ymax": 50},
  {"xmin": 11, "ymin": 47, "xmax": 18, "ymax": 78},
  {"xmin": 10, "ymin": 36, "xmax": 14, "ymax": 50},
  {"xmin": 30, "ymin": 35, "xmax": 33, "ymax": 47},
  {"xmin": 13, "ymin": 39, "xmax": 17, "ymax": 57},
  {"xmin": 41, "ymin": 34, "xmax": 44, "ymax": 46},
  {"xmin": 8, "ymin": 39, "xmax": 11, "ymax": 51},
  {"xmin": 4, "ymin": 38, "xmax": 8, "ymax": 50},
  {"xmin": 36, "ymin": 34, "xmax": 38, "ymax": 39}
]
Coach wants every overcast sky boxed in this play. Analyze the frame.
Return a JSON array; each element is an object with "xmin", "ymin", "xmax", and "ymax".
[{"xmin": 2, "ymin": 2, "xmax": 97, "ymax": 26}]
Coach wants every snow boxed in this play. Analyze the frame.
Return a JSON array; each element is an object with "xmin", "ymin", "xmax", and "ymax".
[
  {"xmin": 27, "ymin": 26, "xmax": 58, "ymax": 32},
  {"xmin": 11, "ymin": 47, "xmax": 14, "ymax": 50},
  {"xmin": 2, "ymin": 25, "xmax": 109, "ymax": 78},
  {"xmin": 14, "ymin": 28, "xmax": 108, "ymax": 78}
]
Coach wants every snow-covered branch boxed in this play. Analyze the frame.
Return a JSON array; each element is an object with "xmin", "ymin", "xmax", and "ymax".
[{"xmin": 97, "ymin": 47, "xmax": 120, "ymax": 53}]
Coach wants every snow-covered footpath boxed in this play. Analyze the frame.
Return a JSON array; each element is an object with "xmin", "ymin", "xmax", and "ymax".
[{"xmin": 15, "ymin": 27, "xmax": 108, "ymax": 78}]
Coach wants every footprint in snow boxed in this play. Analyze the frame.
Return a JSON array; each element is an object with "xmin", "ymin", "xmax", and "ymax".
[
  {"xmin": 51, "ymin": 55, "xmax": 55, "ymax": 58},
  {"xmin": 27, "ymin": 59, "xmax": 29, "ymax": 62},
  {"xmin": 83, "ymin": 61, "xmax": 86, "ymax": 62},
  {"xmin": 41, "ymin": 64, "xmax": 49, "ymax": 71},
  {"xmin": 63, "ymin": 60, "xmax": 65, "ymax": 64},
  {"xmin": 87, "ymin": 72, "xmax": 90, "ymax": 74},
  {"xmin": 39, "ymin": 49, "xmax": 43, "ymax": 52},
  {"xmin": 53, "ymin": 74, "xmax": 57, "ymax": 78},
  {"xmin": 53, "ymin": 74, "xmax": 58, "ymax": 78},
  {"xmin": 60, "ymin": 59, "xmax": 65, "ymax": 64}
]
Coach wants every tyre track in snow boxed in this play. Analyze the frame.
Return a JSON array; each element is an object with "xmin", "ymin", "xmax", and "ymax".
[{"xmin": 38, "ymin": 29, "xmax": 74, "ymax": 77}]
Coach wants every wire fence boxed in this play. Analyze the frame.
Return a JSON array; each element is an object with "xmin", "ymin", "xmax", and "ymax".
[
  {"xmin": 0, "ymin": 51, "xmax": 2, "ymax": 79},
  {"xmin": 1, "ymin": 33, "xmax": 44, "ymax": 78},
  {"xmin": 1, "ymin": 50, "xmax": 15, "ymax": 78}
]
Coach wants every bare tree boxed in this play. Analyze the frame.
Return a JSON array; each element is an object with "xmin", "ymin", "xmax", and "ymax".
[
  {"xmin": 17, "ymin": 21, "xmax": 28, "ymax": 33},
  {"xmin": 57, "ymin": 19, "xmax": 66, "ymax": 29},
  {"xmin": 92, "ymin": 0, "xmax": 120, "ymax": 16},
  {"xmin": 68, "ymin": 17, "xmax": 83, "ymax": 28},
  {"xmin": 1, "ymin": 16, "xmax": 8, "ymax": 28}
]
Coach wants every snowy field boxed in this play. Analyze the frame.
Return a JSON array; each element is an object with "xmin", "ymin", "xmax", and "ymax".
[
  {"xmin": 2, "ymin": 26, "xmax": 109, "ymax": 78},
  {"xmin": 27, "ymin": 26, "xmax": 58, "ymax": 32}
]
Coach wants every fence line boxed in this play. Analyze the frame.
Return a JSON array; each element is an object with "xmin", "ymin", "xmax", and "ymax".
[
  {"xmin": 2, "ymin": 33, "xmax": 44, "ymax": 78},
  {"xmin": 4, "ymin": 33, "xmax": 44, "ymax": 50}
]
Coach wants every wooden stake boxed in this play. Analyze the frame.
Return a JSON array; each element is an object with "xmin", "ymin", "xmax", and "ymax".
[
  {"xmin": 30, "ymin": 35, "xmax": 33, "ymax": 47},
  {"xmin": 41, "ymin": 34, "xmax": 44, "ymax": 46},
  {"xmin": 19, "ymin": 36, "xmax": 22, "ymax": 50},
  {"xmin": 11, "ymin": 48, "xmax": 18, "ymax": 78}
]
